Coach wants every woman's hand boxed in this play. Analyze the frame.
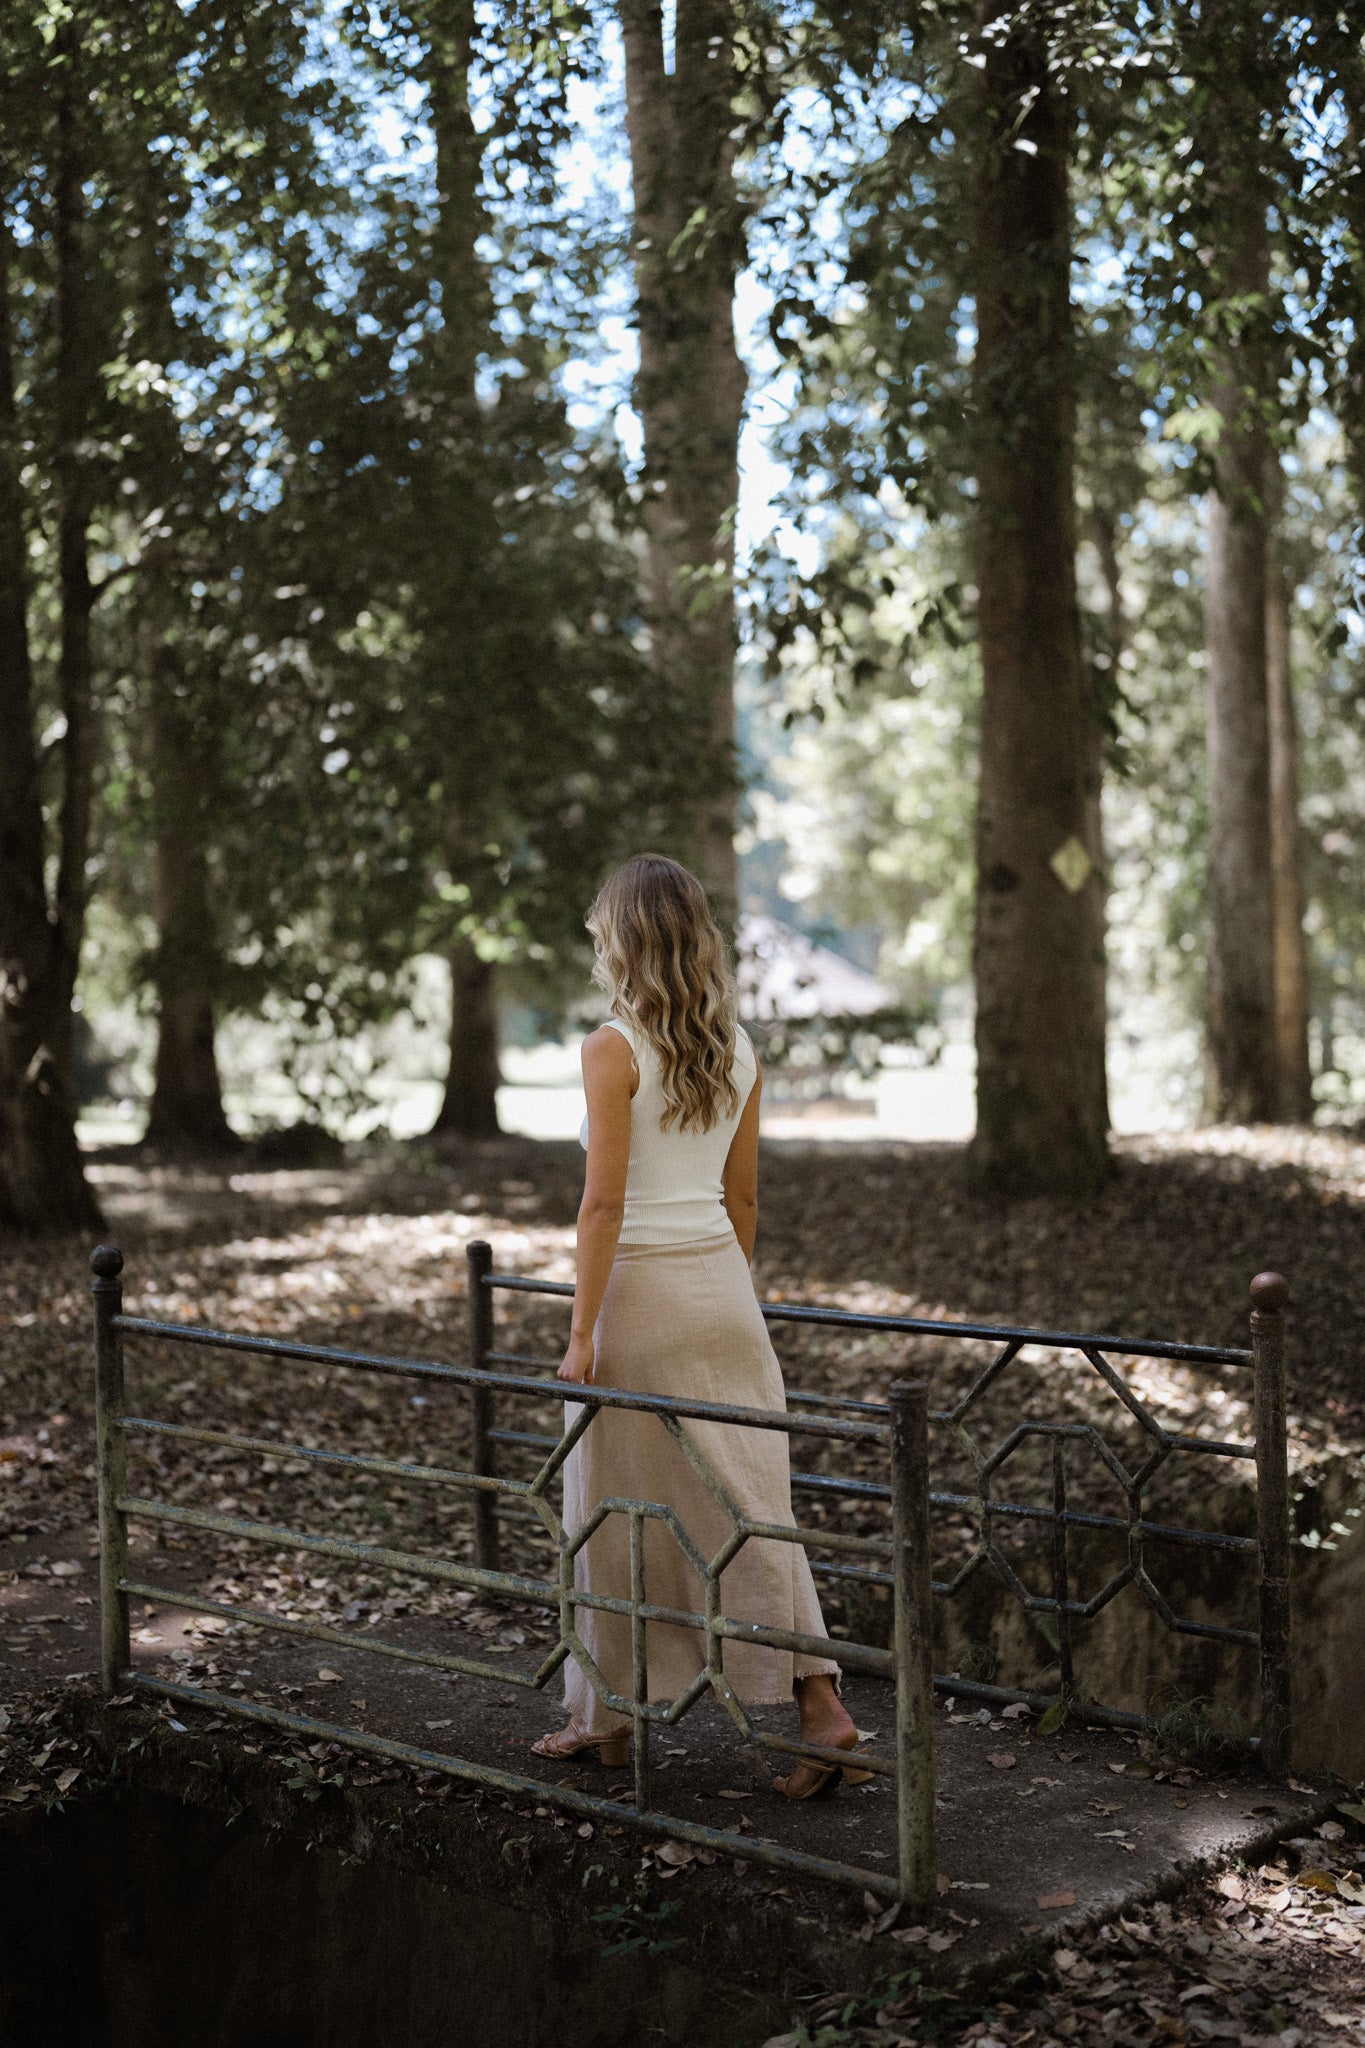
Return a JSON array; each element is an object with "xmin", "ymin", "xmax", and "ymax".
[{"xmin": 557, "ymin": 1332, "xmax": 597, "ymax": 1385}]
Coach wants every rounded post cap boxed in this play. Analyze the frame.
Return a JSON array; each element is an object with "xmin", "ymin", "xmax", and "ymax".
[
  {"xmin": 90, "ymin": 1245, "xmax": 124, "ymax": 1280},
  {"xmin": 1250, "ymin": 1271, "xmax": 1289, "ymax": 1312}
]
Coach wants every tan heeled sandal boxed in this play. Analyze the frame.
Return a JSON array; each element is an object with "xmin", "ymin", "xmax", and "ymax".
[
  {"xmin": 531, "ymin": 1722, "xmax": 630, "ymax": 1768},
  {"xmin": 774, "ymin": 1731, "xmax": 873, "ymax": 1801}
]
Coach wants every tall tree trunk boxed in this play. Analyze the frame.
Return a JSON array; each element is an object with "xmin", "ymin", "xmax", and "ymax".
[
  {"xmin": 1201, "ymin": 202, "xmax": 1277, "ymax": 1124},
  {"xmin": 143, "ymin": 652, "xmax": 237, "ymax": 1155},
  {"xmin": 621, "ymin": 0, "xmax": 745, "ymax": 915},
  {"xmin": 432, "ymin": 939, "xmax": 502, "ymax": 1141},
  {"xmin": 0, "ymin": 212, "xmax": 100, "ymax": 1231},
  {"xmin": 419, "ymin": 5, "xmax": 503, "ymax": 1142},
  {"xmin": 48, "ymin": 24, "xmax": 100, "ymax": 1090},
  {"xmin": 966, "ymin": 13, "xmax": 1107, "ymax": 1198},
  {"xmin": 129, "ymin": 147, "xmax": 236, "ymax": 1156},
  {"xmin": 1265, "ymin": 515, "xmax": 1312, "ymax": 1121}
]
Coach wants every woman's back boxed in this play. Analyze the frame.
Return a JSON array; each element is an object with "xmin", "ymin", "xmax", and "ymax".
[{"xmin": 580, "ymin": 1016, "xmax": 756, "ymax": 1246}]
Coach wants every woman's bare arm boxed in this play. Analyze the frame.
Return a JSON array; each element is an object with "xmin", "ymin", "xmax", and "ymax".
[
  {"xmin": 558, "ymin": 1027, "xmax": 636, "ymax": 1383},
  {"xmin": 721, "ymin": 1058, "xmax": 762, "ymax": 1261}
]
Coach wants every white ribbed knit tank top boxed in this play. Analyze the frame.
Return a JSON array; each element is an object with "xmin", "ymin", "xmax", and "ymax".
[{"xmin": 578, "ymin": 1016, "xmax": 757, "ymax": 1246}]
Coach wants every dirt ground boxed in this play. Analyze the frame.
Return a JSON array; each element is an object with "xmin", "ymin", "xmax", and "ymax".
[{"xmin": 2, "ymin": 1126, "xmax": 1364, "ymax": 2045}]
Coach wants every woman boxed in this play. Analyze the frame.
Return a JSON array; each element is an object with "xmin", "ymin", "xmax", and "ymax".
[{"xmin": 531, "ymin": 853, "xmax": 862, "ymax": 1799}]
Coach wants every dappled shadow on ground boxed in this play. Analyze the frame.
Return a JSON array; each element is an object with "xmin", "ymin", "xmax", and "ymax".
[{"xmin": 2, "ymin": 1128, "xmax": 1364, "ymax": 2044}]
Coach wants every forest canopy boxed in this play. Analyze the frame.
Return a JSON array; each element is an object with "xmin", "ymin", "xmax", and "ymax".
[{"xmin": 1, "ymin": 0, "xmax": 1362, "ymax": 1230}]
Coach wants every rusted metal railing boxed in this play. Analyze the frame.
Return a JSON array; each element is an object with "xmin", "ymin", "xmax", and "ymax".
[{"xmin": 90, "ymin": 1241, "xmax": 1292, "ymax": 1916}]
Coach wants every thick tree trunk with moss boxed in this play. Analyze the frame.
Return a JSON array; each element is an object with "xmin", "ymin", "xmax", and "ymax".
[
  {"xmin": 620, "ymin": 0, "xmax": 745, "ymax": 915},
  {"xmin": 1265, "ymin": 522, "xmax": 1312, "ymax": 1122},
  {"xmin": 143, "ymin": 661, "xmax": 237, "ymax": 1156},
  {"xmin": 0, "ymin": 212, "xmax": 100, "ymax": 1232},
  {"xmin": 1201, "ymin": 195, "xmax": 1277, "ymax": 1125},
  {"xmin": 967, "ymin": 17, "xmax": 1108, "ymax": 1198},
  {"xmin": 433, "ymin": 940, "xmax": 502, "ymax": 1142}
]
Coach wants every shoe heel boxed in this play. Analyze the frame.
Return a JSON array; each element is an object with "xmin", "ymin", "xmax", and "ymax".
[
  {"xmin": 842, "ymin": 1762, "xmax": 874, "ymax": 1786},
  {"xmin": 597, "ymin": 1737, "xmax": 630, "ymax": 1769}
]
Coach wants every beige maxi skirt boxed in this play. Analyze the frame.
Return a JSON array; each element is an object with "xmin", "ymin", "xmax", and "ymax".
[{"xmin": 561, "ymin": 1230, "xmax": 839, "ymax": 1736}]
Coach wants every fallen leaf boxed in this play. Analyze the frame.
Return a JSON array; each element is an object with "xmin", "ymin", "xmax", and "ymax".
[
  {"xmin": 1334, "ymin": 1802, "xmax": 1365, "ymax": 1827},
  {"xmin": 1001, "ymin": 1702, "xmax": 1031, "ymax": 1720},
  {"xmin": 715, "ymin": 1789, "xmax": 749, "ymax": 1801},
  {"xmin": 49, "ymin": 1561, "xmax": 81, "ymax": 1578},
  {"xmin": 1032, "ymin": 1776, "xmax": 1062, "ymax": 1788},
  {"xmin": 316, "ymin": 1668, "xmax": 343, "ymax": 1684},
  {"xmin": 54, "ymin": 1768, "xmax": 80, "ymax": 1793},
  {"xmin": 577, "ymin": 1822, "xmax": 593, "ymax": 1839},
  {"xmin": 1037, "ymin": 1890, "xmax": 1077, "ymax": 1911},
  {"xmin": 1178, "ymin": 1984, "xmax": 1220, "ymax": 2003},
  {"xmin": 1315, "ymin": 1819, "xmax": 1345, "ymax": 1841},
  {"xmin": 1036, "ymin": 1702, "xmax": 1067, "ymax": 1736},
  {"xmin": 0, "ymin": 1785, "xmax": 39, "ymax": 1803},
  {"xmin": 925, "ymin": 1930, "xmax": 959, "ymax": 1951},
  {"xmin": 1296, "ymin": 1870, "xmax": 1338, "ymax": 1894},
  {"xmin": 654, "ymin": 1841, "xmax": 696, "ymax": 1868},
  {"xmin": 987, "ymin": 1751, "xmax": 1017, "ymax": 1770},
  {"xmin": 1336, "ymin": 1875, "xmax": 1365, "ymax": 1904}
]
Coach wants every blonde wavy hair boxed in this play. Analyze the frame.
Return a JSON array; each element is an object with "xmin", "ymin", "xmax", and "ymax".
[{"xmin": 587, "ymin": 855, "xmax": 741, "ymax": 1134}]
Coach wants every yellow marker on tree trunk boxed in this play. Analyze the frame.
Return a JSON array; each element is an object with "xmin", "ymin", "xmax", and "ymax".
[{"xmin": 1049, "ymin": 837, "xmax": 1093, "ymax": 894}]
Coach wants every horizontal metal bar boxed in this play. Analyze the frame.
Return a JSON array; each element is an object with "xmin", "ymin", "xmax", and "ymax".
[
  {"xmin": 931, "ymin": 1488, "xmax": 1257, "ymax": 1556},
  {"xmin": 119, "ymin": 1496, "xmax": 891, "ymax": 1666},
  {"xmin": 112, "ymin": 1317, "xmax": 887, "ymax": 1444},
  {"xmin": 123, "ymin": 1674, "xmax": 900, "ymax": 1901},
  {"xmin": 811, "ymin": 1559, "xmax": 893, "ymax": 1589},
  {"xmin": 483, "ymin": 1272, "xmax": 1253, "ymax": 1367},
  {"xmin": 712, "ymin": 1614, "xmax": 892, "ymax": 1676},
  {"xmin": 124, "ymin": 1417, "xmax": 518, "ymax": 1498},
  {"xmin": 795, "ymin": 1470, "xmax": 890, "ymax": 1503},
  {"xmin": 488, "ymin": 1429, "xmax": 894, "ymax": 1507},
  {"xmin": 479, "ymin": 1440, "xmax": 1253, "ymax": 1557},
  {"xmin": 1162, "ymin": 1431, "xmax": 1255, "ymax": 1462},
  {"xmin": 930, "ymin": 1671, "xmax": 1259, "ymax": 1748},
  {"xmin": 932, "ymin": 1673, "xmax": 1152, "ymax": 1733},
  {"xmin": 118, "ymin": 1496, "xmax": 557, "ymax": 1601},
  {"xmin": 119, "ymin": 1579, "xmax": 562, "ymax": 1690}
]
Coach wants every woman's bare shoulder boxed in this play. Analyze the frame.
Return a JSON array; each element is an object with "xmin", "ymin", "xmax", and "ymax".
[{"xmin": 581, "ymin": 1024, "xmax": 637, "ymax": 1070}]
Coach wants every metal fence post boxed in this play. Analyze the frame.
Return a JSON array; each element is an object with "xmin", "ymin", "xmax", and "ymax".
[
  {"xmin": 1251, "ymin": 1271, "xmax": 1291, "ymax": 1777},
  {"xmin": 92, "ymin": 1245, "xmax": 131, "ymax": 1693},
  {"xmin": 1051, "ymin": 1437, "xmax": 1074, "ymax": 1706},
  {"xmin": 890, "ymin": 1378, "xmax": 937, "ymax": 1914},
  {"xmin": 465, "ymin": 1239, "xmax": 499, "ymax": 1572}
]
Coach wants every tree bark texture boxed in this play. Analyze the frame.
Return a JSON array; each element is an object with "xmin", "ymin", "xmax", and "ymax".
[
  {"xmin": 433, "ymin": 940, "xmax": 502, "ymax": 1142},
  {"xmin": 419, "ymin": 4, "xmax": 503, "ymax": 1143},
  {"xmin": 1201, "ymin": 203, "xmax": 1277, "ymax": 1124},
  {"xmin": 127, "ymin": 144, "xmax": 237, "ymax": 1157},
  {"xmin": 1265, "ymin": 522, "xmax": 1312, "ymax": 1122},
  {"xmin": 967, "ymin": 17, "xmax": 1108, "ymax": 1198},
  {"xmin": 0, "ymin": 212, "xmax": 101, "ymax": 1232},
  {"xmin": 143, "ymin": 656, "xmax": 237, "ymax": 1156},
  {"xmin": 49, "ymin": 25, "xmax": 100, "ymax": 1085},
  {"xmin": 620, "ymin": 0, "xmax": 745, "ymax": 915}
]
